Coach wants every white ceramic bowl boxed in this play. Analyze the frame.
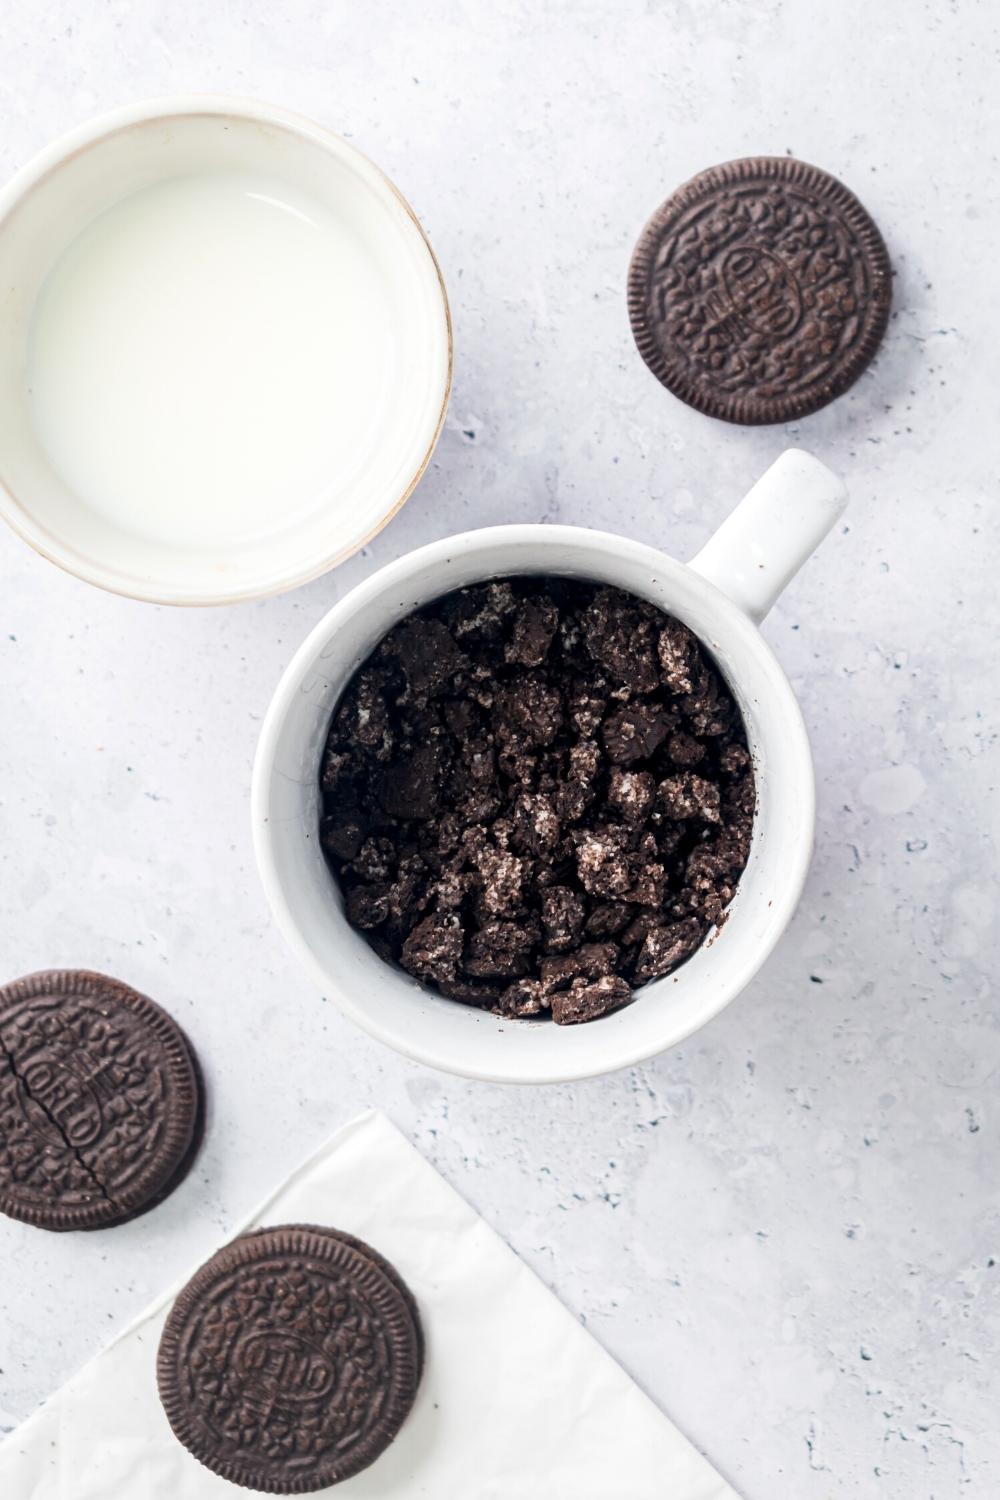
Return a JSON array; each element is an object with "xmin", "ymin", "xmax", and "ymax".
[
  {"xmin": 0, "ymin": 97, "xmax": 451, "ymax": 604},
  {"xmin": 253, "ymin": 450, "xmax": 846, "ymax": 1083}
]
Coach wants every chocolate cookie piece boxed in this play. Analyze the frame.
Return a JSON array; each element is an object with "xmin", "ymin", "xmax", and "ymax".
[
  {"xmin": 628, "ymin": 156, "xmax": 892, "ymax": 424},
  {"xmin": 540, "ymin": 886, "xmax": 585, "ymax": 952},
  {"xmin": 633, "ymin": 918, "xmax": 704, "ymax": 984},
  {"xmin": 0, "ymin": 970, "xmax": 202, "ymax": 1231},
  {"xmin": 551, "ymin": 974, "xmax": 631, "ymax": 1025},
  {"xmin": 158, "ymin": 1225, "xmax": 421, "ymax": 1493}
]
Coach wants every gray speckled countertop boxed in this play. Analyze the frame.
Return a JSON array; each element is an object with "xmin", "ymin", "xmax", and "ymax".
[{"xmin": 0, "ymin": 2, "xmax": 997, "ymax": 1496}]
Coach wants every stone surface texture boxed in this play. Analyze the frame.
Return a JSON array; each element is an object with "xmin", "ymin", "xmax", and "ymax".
[{"xmin": 0, "ymin": 3, "xmax": 997, "ymax": 1496}]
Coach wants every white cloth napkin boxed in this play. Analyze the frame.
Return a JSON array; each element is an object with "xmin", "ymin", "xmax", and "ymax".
[{"xmin": 0, "ymin": 1111, "xmax": 737, "ymax": 1499}]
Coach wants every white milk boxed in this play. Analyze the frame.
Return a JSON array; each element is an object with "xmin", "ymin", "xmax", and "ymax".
[{"xmin": 27, "ymin": 171, "xmax": 392, "ymax": 549}]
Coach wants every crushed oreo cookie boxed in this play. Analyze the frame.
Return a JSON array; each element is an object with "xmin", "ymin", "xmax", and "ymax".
[{"xmin": 319, "ymin": 579, "xmax": 755, "ymax": 1024}]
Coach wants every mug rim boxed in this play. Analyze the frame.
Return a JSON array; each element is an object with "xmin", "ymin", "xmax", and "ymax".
[
  {"xmin": 252, "ymin": 523, "xmax": 816, "ymax": 1083},
  {"xmin": 0, "ymin": 94, "xmax": 453, "ymax": 606}
]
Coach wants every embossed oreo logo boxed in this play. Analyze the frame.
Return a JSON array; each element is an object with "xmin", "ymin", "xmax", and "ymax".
[
  {"xmin": 695, "ymin": 243, "xmax": 804, "ymax": 351},
  {"xmin": 16, "ymin": 1056, "xmax": 104, "ymax": 1148},
  {"xmin": 719, "ymin": 246, "xmax": 802, "ymax": 338},
  {"xmin": 235, "ymin": 1331, "xmax": 335, "ymax": 1405}
]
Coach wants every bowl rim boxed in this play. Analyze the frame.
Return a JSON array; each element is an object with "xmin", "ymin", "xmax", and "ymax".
[
  {"xmin": 0, "ymin": 94, "xmax": 453, "ymax": 606},
  {"xmin": 251, "ymin": 523, "xmax": 817, "ymax": 1083}
]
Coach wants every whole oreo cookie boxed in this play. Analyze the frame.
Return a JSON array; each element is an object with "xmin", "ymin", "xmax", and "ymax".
[
  {"xmin": 628, "ymin": 156, "xmax": 892, "ymax": 424},
  {"xmin": 157, "ymin": 1224, "xmax": 422, "ymax": 1493},
  {"xmin": 0, "ymin": 969, "xmax": 202, "ymax": 1231}
]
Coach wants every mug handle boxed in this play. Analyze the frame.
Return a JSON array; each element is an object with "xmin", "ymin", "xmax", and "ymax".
[{"xmin": 688, "ymin": 448, "xmax": 847, "ymax": 624}]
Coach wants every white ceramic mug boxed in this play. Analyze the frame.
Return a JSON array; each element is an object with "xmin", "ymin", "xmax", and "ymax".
[{"xmin": 253, "ymin": 449, "xmax": 846, "ymax": 1083}]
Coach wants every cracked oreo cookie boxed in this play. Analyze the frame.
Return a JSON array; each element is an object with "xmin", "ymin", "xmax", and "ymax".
[
  {"xmin": 0, "ymin": 969, "xmax": 202, "ymax": 1231},
  {"xmin": 628, "ymin": 156, "xmax": 892, "ymax": 424},
  {"xmin": 157, "ymin": 1224, "xmax": 422, "ymax": 1493}
]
